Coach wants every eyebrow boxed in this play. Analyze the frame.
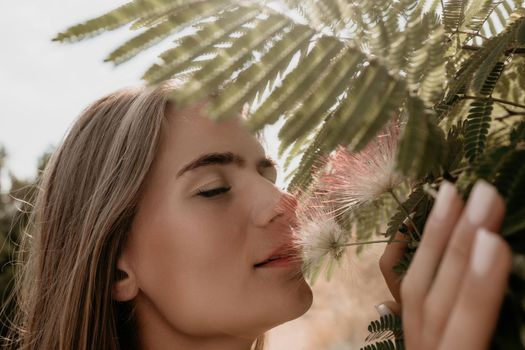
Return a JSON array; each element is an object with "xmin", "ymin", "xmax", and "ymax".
[{"xmin": 176, "ymin": 152, "xmax": 277, "ymax": 178}]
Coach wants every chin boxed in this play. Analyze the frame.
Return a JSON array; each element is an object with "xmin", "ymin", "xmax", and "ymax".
[
  {"xmin": 252, "ymin": 276, "xmax": 314, "ymax": 334},
  {"xmin": 295, "ymin": 280, "xmax": 314, "ymax": 317},
  {"xmin": 279, "ymin": 279, "xmax": 314, "ymax": 325},
  {"xmin": 251, "ymin": 282, "xmax": 313, "ymax": 337}
]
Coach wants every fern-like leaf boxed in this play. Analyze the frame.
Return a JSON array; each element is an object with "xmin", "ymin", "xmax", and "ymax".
[
  {"xmin": 365, "ymin": 314, "xmax": 403, "ymax": 341},
  {"xmin": 385, "ymin": 187, "xmax": 427, "ymax": 240},
  {"xmin": 414, "ymin": 27, "xmax": 447, "ymax": 106},
  {"xmin": 397, "ymin": 96, "xmax": 447, "ymax": 178},
  {"xmin": 277, "ymin": 45, "xmax": 365, "ymax": 146},
  {"xmin": 361, "ymin": 339, "xmax": 405, "ymax": 350},
  {"xmin": 464, "ymin": 98, "xmax": 494, "ymax": 163},
  {"xmin": 443, "ymin": 0, "xmax": 466, "ymax": 35},
  {"xmin": 104, "ymin": 1, "xmax": 230, "ymax": 65},
  {"xmin": 479, "ymin": 60, "xmax": 506, "ymax": 96},
  {"xmin": 53, "ymin": 0, "xmax": 194, "ymax": 42},
  {"xmin": 361, "ymin": 313, "xmax": 404, "ymax": 350},
  {"xmin": 142, "ymin": 6, "xmax": 260, "ymax": 84},
  {"xmin": 470, "ymin": 35, "xmax": 511, "ymax": 93},
  {"xmin": 324, "ymin": 61, "xmax": 407, "ymax": 152},
  {"xmin": 172, "ymin": 14, "xmax": 291, "ymax": 110},
  {"xmin": 445, "ymin": 16, "xmax": 522, "ymax": 104},
  {"xmin": 352, "ymin": 196, "xmax": 396, "ymax": 255},
  {"xmin": 286, "ymin": 114, "xmax": 337, "ymax": 192},
  {"xmin": 463, "ymin": 0, "xmax": 503, "ymax": 39},
  {"xmin": 247, "ymin": 36, "xmax": 344, "ymax": 133},
  {"xmin": 205, "ymin": 24, "xmax": 315, "ymax": 121}
]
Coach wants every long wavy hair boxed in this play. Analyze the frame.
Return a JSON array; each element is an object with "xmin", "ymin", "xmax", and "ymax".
[{"xmin": 5, "ymin": 80, "xmax": 266, "ymax": 350}]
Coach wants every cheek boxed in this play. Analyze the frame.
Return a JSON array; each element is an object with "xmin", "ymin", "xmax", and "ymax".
[{"xmin": 130, "ymin": 202, "xmax": 255, "ymax": 333}]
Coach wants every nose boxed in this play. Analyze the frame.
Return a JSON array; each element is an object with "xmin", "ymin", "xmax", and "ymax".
[{"xmin": 251, "ymin": 182, "xmax": 298, "ymax": 228}]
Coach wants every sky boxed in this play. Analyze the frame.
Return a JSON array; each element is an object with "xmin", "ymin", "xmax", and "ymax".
[{"xmin": 0, "ymin": 0, "xmax": 287, "ymax": 189}]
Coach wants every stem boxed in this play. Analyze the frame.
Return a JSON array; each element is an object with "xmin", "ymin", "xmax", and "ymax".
[
  {"xmin": 389, "ymin": 189, "xmax": 422, "ymax": 239},
  {"xmin": 431, "ymin": 165, "xmax": 472, "ymax": 184},
  {"xmin": 457, "ymin": 30, "xmax": 488, "ymax": 40},
  {"xmin": 495, "ymin": 112, "xmax": 525, "ymax": 121},
  {"xmin": 340, "ymin": 239, "xmax": 411, "ymax": 247},
  {"xmin": 461, "ymin": 45, "xmax": 525, "ymax": 54},
  {"xmin": 462, "ymin": 95, "xmax": 525, "ymax": 110}
]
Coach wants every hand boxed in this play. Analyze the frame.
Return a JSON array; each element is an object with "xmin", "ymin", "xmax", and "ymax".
[{"xmin": 379, "ymin": 180, "xmax": 512, "ymax": 349}]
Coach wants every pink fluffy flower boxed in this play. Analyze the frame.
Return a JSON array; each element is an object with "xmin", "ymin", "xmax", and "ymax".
[
  {"xmin": 316, "ymin": 123, "xmax": 403, "ymax": 218},
  {"xmin": 277, "ymin": 123, "xmax": 405, "ymax": 284}
]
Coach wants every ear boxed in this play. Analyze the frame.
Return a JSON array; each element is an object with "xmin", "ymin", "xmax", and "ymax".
[{"xmin": 112, "ymin": 251, "xmax": 139, "ymax": 302}]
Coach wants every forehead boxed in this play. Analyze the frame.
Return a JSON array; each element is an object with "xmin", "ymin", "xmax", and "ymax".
[{"xmin": 157, "ymin": 102, "xmax": 266, "ymax": 166}]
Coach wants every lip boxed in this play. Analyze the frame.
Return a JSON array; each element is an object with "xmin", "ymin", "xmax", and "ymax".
[
  {"xmin": 253, "ymin": 242, "xmax": 302, "ymax": 268},
  {"xmin": 254, "ymin": 255, "xmax": 302, "ymax": 268}
]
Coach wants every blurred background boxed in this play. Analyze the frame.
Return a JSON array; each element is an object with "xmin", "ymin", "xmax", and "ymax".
[{"xmin": 0, "ymin": 1, "xmax": 392, "ymax": 348}]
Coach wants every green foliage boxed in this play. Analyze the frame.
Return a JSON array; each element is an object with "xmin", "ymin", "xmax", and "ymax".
[
  {"xmin": 464, "ymin": 97, "xmax": 494, "ymax": 162},
  {"xmin": 248, "ymin": 36, "xmax": 345, "ymax": 133},
  {"xmin": 104, "ymin": 1, "xmax": 232, "ymax": 65},
  {"xmin": 443, "ymin": 0, "xmax": 466, "ymax": 34},
  {"xmin": 326, "ymin": 62, "xmax": 406, "ymax": 152},
  {"xmin": 50, "ymin": 0, "xmax": 525, "ymax": 348},
  {"xmin": 207, "ymin": 24, "xmax": 316, "ymax": 122},
  {"xmin": 53, "ymin": 0, "xmax": 222, "ymax": 42},
  {"xmin": 142, "ymin": 7, "xmax": 262, "ymax": 84},
  {"xmin": 397, "ymin": 96, "xmax": 447, "ymax": 178},
  {"xmin": 277, "ymin": 46, "xmax": 364, "ymax": 147},
  {"xmin": 352, "ymin": 194, "xmax": 399, "ymax": 255},
  {"xmin": 287, "ymin": 116, "xmax": 334, "ymax": 191},
  {"xmin": 385, "ymin": 187, "xmax": 428, "ymax": 241},
  {"xmin": 360, "ymin": 313, "xmax": 404, "ymax": 350},
  {"xmin": 360, "ymin": 339, "xmax": 405, "ymax": 350}
]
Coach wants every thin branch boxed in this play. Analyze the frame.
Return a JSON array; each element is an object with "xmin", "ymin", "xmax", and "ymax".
[
  {"xmin": 495, "ymin": 112, "xmax": 525, "ymax": 121},
  {"xmin": 340, "ymin": 239, "xmax": 411, "ymax": 247},
  {"xmin": 462, "ymin": 95, "xmax": 525, "ymax": 110},
  {"xmin": 389, "ymin": 189, "xmax": 422, "ymax": 239},
  {"xmin": 461, "ymin": 44, "xmax": 525, "ymax": 54},
  {"xmin": 457, "ymin": 30, "xmax": 489, "ymax": 40},
  {"xmin": 431, "ymin": 165, "xmax": 473, "ymax": 183}
]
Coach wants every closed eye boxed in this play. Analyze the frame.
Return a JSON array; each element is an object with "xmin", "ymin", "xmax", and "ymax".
[{"xmin": 196, "ymin": 186, "xmax": 231, "ymax": 198}]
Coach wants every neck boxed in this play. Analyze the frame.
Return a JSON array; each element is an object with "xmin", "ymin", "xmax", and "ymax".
[{"xmin": 132, "ymin": 291, "xmax": 258, "ymax": 350}]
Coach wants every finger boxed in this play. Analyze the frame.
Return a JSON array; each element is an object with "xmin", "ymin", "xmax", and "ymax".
[
  {"xmin": 439, "ymin": 228, "xmax": 512, "ymax": 350},
  {"xmin": 375, "ymin": 300, "xmax": 401, "ymax": 316},
  {"xmin": 379, "ymin": 230, "xmax": 410, "ymax": 303},
  {"xmin": 400, "ymin": 181, "xmax": 464, "ymax": 349},
  {"xmin": 421, "ymin": 180, "xmax": 505, "ymax": 347}
]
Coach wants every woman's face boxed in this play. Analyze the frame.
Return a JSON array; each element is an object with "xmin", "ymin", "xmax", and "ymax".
[{"xmin": 116, "ymin": 101, "xmax": 313, "ymax": 347}]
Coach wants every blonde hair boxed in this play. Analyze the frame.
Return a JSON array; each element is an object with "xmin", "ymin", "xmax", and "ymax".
[{"xmin": 5, "ymin": 81, "xmax": 266, "ymax": 350}]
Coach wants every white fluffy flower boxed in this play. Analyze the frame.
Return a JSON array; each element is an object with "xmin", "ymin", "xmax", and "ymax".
[{"xmin": 291, "ymin": 193, "xmax": 349, "ymax": 285}]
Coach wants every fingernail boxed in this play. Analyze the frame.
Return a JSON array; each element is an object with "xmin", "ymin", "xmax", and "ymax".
[
  {"xmin": 374, "ymin": 303, "xmax": 393, "ymax": 317},
  {"xmin": 470, "ymin": 228, "xmax": 499, "ymax": 277},
  {"xmin": 402, "ymin": 212, "xmax": 415, "ymax": 225},
  {"xmin": 465, "ymin": 180, "xmax": 499, "ymax": 225},
  {"xmin": 433, "ymin": 181, "xmax": 457, "ymax": 220}
]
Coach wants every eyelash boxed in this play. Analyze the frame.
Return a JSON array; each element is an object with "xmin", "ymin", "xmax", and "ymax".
[
  {"xmin": 196, "ymin": 186, "xmax": 232, "ymax": 198},
  {"xmin": 196, "ymin": 169, "xmax": 276, "ymax": 198}
]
